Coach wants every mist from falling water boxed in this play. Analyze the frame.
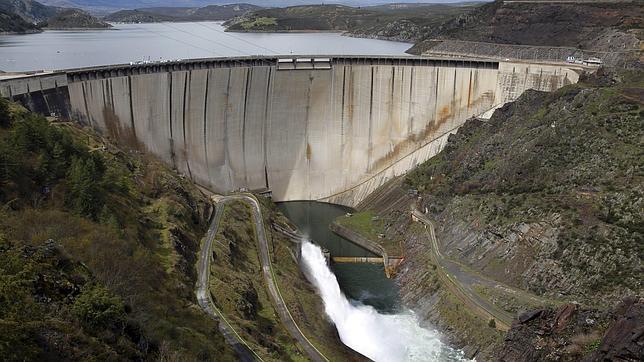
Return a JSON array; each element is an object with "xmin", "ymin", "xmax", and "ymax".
[{"xmin": 300, "ymin": 240, "xmax": 470, "ymax": 362}]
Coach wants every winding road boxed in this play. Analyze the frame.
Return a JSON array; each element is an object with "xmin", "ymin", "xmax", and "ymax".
[
  {"xmin": 412, "ymin": 209, "xmax": 514, "ymax": 331},
  {"xmin": 196, "ymin": 194, "xmax": 329, "ymax": 362},
  {"xmin": 196, "ymin": 198, "xmax": 260, "ymax": 362}
]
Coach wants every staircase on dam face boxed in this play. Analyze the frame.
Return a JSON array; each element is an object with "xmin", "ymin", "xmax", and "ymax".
[{"xmin": 0, "ymin": 56, "xmax": 583, "ymax": 208}]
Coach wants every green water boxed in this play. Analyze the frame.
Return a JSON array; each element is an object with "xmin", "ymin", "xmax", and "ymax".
[{"xmin": 277, "ymin": 201, "xmax": 400, "ymax": 313}]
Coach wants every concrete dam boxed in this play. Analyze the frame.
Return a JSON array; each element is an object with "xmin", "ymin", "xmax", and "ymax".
[{"xmin": 0, "ymin": 56, "xmax": 581, "ymax": 206}]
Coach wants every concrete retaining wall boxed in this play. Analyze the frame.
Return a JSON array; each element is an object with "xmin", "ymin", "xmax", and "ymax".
[{"xmin": 0, "ymin": 73, "xmax": 70, "ymax": 118}]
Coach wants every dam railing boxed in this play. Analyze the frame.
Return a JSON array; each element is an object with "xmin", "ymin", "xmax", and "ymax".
[{"xmin": 62, "ymin": 55, "xmax": 499, "ymax": 82}]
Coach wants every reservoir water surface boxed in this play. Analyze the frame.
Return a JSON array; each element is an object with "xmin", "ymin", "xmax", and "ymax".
[{"xmin": 0, "ymin": 21, "xmax": 412, "ymax": 72}]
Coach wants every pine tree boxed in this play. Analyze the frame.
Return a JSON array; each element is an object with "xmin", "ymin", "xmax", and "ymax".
[
  {"xmin": 0, "ymin": 98, "xmax": 11, "ymax": 128},
  {"xmin": 66, "ymin": 157, "xmax": 104, "ymax": 219}
]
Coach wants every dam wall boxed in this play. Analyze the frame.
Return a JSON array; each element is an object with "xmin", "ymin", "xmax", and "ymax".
[
  {"xmin": 0, "ymin": 56, "xmax": 581, "ymax": 206},
  {"xmin": 0, "ymin": 72, "xmax": 71, "ymax": 118}
]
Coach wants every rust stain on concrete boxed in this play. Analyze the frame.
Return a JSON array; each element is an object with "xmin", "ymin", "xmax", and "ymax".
[
  {"xmin": 369, "ymin": 90, "xmax": 495, "ymax": 174},
  {"xmin": 102, "ymin": 106, "xmax": 141, "ymax": 150},
  {"xmin": 369, "ymin": 103, "xmax": 453, "ymax": 173},
  {"xmin": 306, "ymin": 142, "xmax": 312, "ymax": 161},
  {"xmin": 467, "ymin": 71, "xmax": 473, "ymax": 109}
]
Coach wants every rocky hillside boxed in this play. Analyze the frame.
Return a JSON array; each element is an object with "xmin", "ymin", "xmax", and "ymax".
[
  {"xmin": 407, "ymin": 68, "xmax": 642, "ymax": 307},
  {"xmin": 0, "ymin": 0, "xmax": 60, "ymax": 23},
  {"xmin": 0, "ymin": 10, "xmax": 41, "ymax": 33},
  {"xmin": 409, "ymin": 0, "xmax": 643, "ymax": 62},
  {"xmin": 40, "ymin": 8, "xmax": 110, "ymax": 28},
  {"xmin": 396, "ymin": 68, "xmax": 642, "ymax": 359},
  {"xmin": 105, "ymin": 4, "xmax": 261, "ymax": 23},
  {"xmin": 500, "ymin": 297, "xmax": 643, "ymax": 361},
  {"xmin": 225, "ymin": 3, "xmax": 476, "ymax": 42}
]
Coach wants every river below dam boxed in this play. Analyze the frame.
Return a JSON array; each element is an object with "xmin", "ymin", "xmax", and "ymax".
[
  {"xmin": 0, "ymin": 21, "xmax": 412, "ymax": 72},
  {"xmin": 278, "ymin": 201, "xmax": 468, "ymax": 362}
]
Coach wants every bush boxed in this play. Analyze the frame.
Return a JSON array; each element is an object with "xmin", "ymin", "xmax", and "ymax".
[
  {"xmin": 488, "ymin": 318, "xmax": 496, "ymax": 328},
  {"xmin": 0, "ymin": 98, "xmax": 11, "ymax": 128},
  {"xmin": 65, "ymin": 156, "xmax": 105, "ymax": 219},
  {"xmin": 72, "ymin": 285, "xmax": 126, "ymax": 331}
]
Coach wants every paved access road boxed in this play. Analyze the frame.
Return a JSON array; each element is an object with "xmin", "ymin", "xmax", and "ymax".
[
  {"xmin": 196, "ymin": 194, "xmax": 329, "ymax": 362},
  {"xmin": 196, "ymin": 199, "xmax": 260, "ymax": 362}
]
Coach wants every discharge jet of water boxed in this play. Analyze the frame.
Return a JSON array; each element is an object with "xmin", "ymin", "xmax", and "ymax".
[{"xmin": 300, "ymin": 240, "xmax": 469, "ymax": 362}]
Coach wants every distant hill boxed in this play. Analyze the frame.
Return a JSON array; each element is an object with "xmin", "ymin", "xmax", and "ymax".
[
  {"xmin": 224, "ymin": 3, "xmax": 477, "ymax": 42},
  {"xmin": 105, "ymin": 4, "xmax": 261, "ymax": 23},
  {"xmin": 36, "ymin": 1, "xmax": 484, "ymax": 15},
  {"xmin": 40, "ymin": 8, "xmax": 111, "ymax": 28},
  {"xmin": 0, "ymin": 10, "xmax": 41, "ymax": 33},
  {"xmin": 409, "ymin": 0, "xmax": 643, "ymax": 54},
  {"xmin": 0, "ymin": 0, "xmax": 60, "ymax": 23}
]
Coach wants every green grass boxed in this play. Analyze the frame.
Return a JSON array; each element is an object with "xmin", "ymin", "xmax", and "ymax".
[
  {"xmin": 336, "ymin": 211, "xmax": 384, "ymax": 241},
  {"xmin": 335, "ymin": 211, "xmax": 403, "ymax": 255}
]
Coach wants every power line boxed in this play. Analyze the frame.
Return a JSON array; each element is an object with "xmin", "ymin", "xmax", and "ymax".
[
  {"xmin": 195, "ymin": 22, "xmax": 281, "ymax": 56},
  {"xmin": 158, "ymin": 22, "xmax": 276, "ymax": 67},
  {"xmin": 128, "ymin": 23, "xmax": 227, "ymax": 58},
  {"xmin": 159, "ymin": 22, "xmax": 247, "ymax": 57}
]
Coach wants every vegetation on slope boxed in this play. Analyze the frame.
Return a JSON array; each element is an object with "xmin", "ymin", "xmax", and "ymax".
[
  {"xmin": 39, "ymin": 8, "xmax": 111, "ymax": 29},
  {"xmin": 408, "ymin": 0, "xmax": 643, "ymax": 57},
  {"xmin": 0, "ymin": 0, "xmax": 59, "ymax": 23},
  {"xmin": 209, "ymin": 198, "xmax": 363, "ymax": 361},
  {"xmin": 225, "ymin": 3, "xmax": 477, "ymax": 41},
  {"xmin": 406, "ymin": 68, "xmax": 643, "ymax": 307},
  {"xmin": 0, "ymin": 99, "xmax": 235, "ymax": 360},
  {"xmin": 379, "ymin": 68, "xmax": 643, "ymax": 360},
  {"xmin": 0, "ymin": 10, "xmax": 41, "ymax": 33},
  {"xmin": 105, "ymin": 4, "xmax": 261, "ymax": 23}
]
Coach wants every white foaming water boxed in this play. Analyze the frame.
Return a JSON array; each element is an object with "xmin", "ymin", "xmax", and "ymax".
[{"xmin": 300, "ymin": 241, "xmax": 469, "ymax": 362}]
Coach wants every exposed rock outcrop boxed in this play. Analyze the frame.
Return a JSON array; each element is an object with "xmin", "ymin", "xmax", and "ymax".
[
  {"xmin": 499, "ymin": 297, "xmax": 643, "ymax": 362},
  {"xmin": 396, "ymin": 69, "xmax": 643, "ymax": 359}
]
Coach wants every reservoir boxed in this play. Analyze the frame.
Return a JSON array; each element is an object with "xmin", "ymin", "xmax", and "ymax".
[{"xmin": 0, "ymin": 21, "xmax": 412, "ymax": 72}]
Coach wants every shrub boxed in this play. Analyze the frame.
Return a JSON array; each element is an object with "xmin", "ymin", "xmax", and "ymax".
[
  {"xmin": 72, "ymin": 284, "xmax": 126, "ymax": 331},
  {"xmin": 488, "ymin": 318, "xmax": 496, "ymax": 328},
  {"xmin": 0, "ymin": 98, "xmax": 11, "ymax": 128}
]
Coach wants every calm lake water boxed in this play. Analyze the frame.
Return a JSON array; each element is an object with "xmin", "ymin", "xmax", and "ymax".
[
  {"xmin": 0, "ymin": 22, "xmax": 412, "ymax": 72},
  {"xmin": 277, "ymin": 201, "xmax": 400, "ymax": 313}
]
